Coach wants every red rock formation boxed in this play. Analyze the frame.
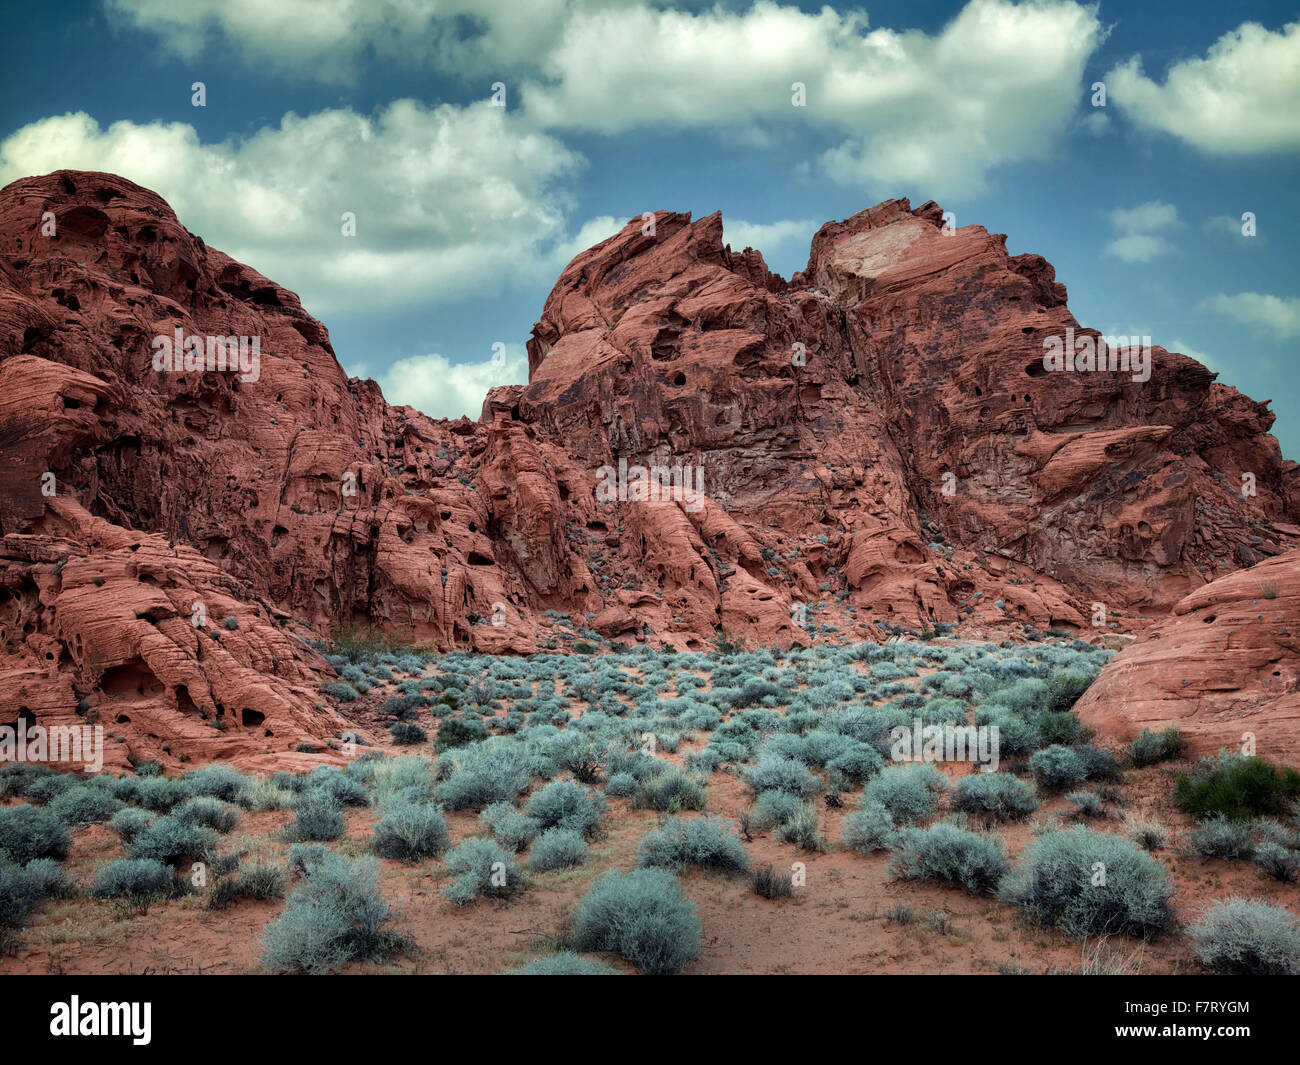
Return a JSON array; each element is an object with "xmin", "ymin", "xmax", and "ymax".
[
  {"xmin": 0, "ymin": 171, "xmax": 1296, "ymax": 767},
  {"xmin": 511, "ymin": 199, "xmax": 1298, "ymax": 637},
  {"xmin": 1077, "ymin": 548, "xmax": 1300, "ymax": 767}
]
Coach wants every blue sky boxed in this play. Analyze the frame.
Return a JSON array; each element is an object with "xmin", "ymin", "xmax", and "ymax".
[{"xmin": 2, "ymin": 1, "xmax": 1297, "ymax": 455}]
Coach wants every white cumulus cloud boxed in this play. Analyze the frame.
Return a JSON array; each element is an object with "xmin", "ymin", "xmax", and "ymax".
[
  {"xmin": 104, "ymin": 0, "xmax": 602, "ymax": 82},
  {"xmin": 1104, "ymin": 200, "xmax": 1180, "ymax": 261},
  {"xmin": 107, "ymin": 0, "xmax": 1107, "ymax": 200},
  {"xmin": 1202, "ymin": 292, "xmax": 1300, "ymax": 340},
  {"xmin": 525, "ymin": 0, "xmax": 1103, "ymax": 197},
  {"xmin": 722, "ymin": 218, "xmax": 816, "ymax": 256},
  {"xmin": 1106, "ymin": 20, "xmax": 1300, "ymax": 153},
  {"xmin": 0, "ymin": 103, "xmax": 585, "ymax": 316},
  {"xmin": 368, "ymin": 345, "xmax": 530, "ymax": 421}
]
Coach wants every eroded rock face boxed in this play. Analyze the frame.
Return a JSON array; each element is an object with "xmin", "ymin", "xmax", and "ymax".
[
  {"xmin": 0, "ymin": 171, "xmax": 1296, "ymax": 767},
  {"xmin": 510, "ymin": 199, "xmax": 1298, "ymax": 638},
  {"xmin": 0, "ymin": 499, "xmax": 353, "ymax": 774},
  {"xmin": 1076, "ymin": 548, "xmax": 1300, "ymax": 767}
]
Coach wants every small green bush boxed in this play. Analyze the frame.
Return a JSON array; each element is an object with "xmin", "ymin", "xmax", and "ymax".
[
  {"xmin": 1044, "ymin": 672, "xmax": 1092, "ymax": 713},
  {"xmin": 749, "ymin": 790, "xmax": 803, "ymax": 832},
  {"xmin": 1175, "ymin": 753, "xmax": 1300, "ymax": 821},
  {"xmin": 774, "ymin": 802, "xmax": 826, "ymax": 852},
  {"xmin": 751, "ymin": 863, "xmax": 793, "ymax": 899},
  {"xmin": 571, "ymin": 868, "xmax": 700, "ymax": 975},
  {"xmin": 388, "ymin": 721, "xmax": 428, "ymax": 745},
  {"xmin": 1073, "ymin": 743, "xmax": 1121, "ymax": 782},
  {"xmin": 1129, "ymin": 727, "xmax": 1184, "ymax": 767},
  {"xmin": 632, "ymin": 765, "xmax": 707, "ymax": 813},
  {"xmin": 435, "ymin": 716, "xmax": 489, "ymax": 750},
  {"xmin": 130, "ymin": 775, "xmax": 187, "ymax": 812},
  {"xmin": 1035, "ymin": 710, "xmax": 1084, "ymax": 747},
  {"xmin": 208, "ymin": 858, "xmax": 288, "ymax": 908}
]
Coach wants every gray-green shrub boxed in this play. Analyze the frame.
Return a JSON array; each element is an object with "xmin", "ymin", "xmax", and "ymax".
[
  {"xmin": 950, "ymin": 772, "xmax": 1038, "ymax": 821},
  {"xmin": 435, "ymin": 743, "xmax": 533, "ymax": 810},
  {"xmin": 109, "ymin": 807, "xmax": 153, "ymax": 843},
  {"xmin": 440, "ymin": 838, "xmax": 525, "ymax": 904},
  {"xmin": 371, "ymin": 801, "xmax": 449, "ymax": 862},
  {"xmin": 528, "ymin": 828, "xmax": 588, "ymax": 872},
  {"xmin": 632, "ymin": 765, "xmax": 707, "ymax": 812},
  {"xmin": 0, "ymin": 857, "xmax": 69, "ymax": 928},
  {"xmin": 524, "ymin": 780, "xmax": 605, "ymax": 838},
  {"xmin": 842, "ymin": 800, "xmax": 895, "ymax": 853},
  {"xmin": 745, "ymin": 754, "xmax": 819, "ymax": 796},
  {"xmin": 126, "ymin": 814, "xmax": 217, "ymax": 863},
  {"xmin": 510, "ymin": 951, "xmax": 619, "ymax": 975},
  {"xmin": 0, "ymin": 805, "xmax": 70, "ymax": 863},
  {"xmin": 1028, "ymin": 745, "xmax": 1087, "ymax": 790},
  {"xmin": 1189, "ymin": 815, "xmax": 1253, "ymax": 860},
  {"xmin": 1129, "ymin": 727, "xmax": 1184, "ymax": 767},
  {"xmin": 290, "ymin": 792, "xmax": 345, "ymax": 842},
  {"xmin": 1188, "ymin": 897, "xmax": 1300, "ymax": 975},
  {"xmin": 49, "ymin": 786, "xmax": 122, "ymax": 825},
  {"xmin": 479, "ymin": 803, "xmax": 540, "ymax": 851},
  {"xmin": 571, "ymin": 868, "xmax": 700, "ymax": 975},
  {"xmin": 92, "ymin": 858, "xmax": 173, "ymax": 898},
  {"xmin": 774, "ymin": 803, "xmax": 826, "ymax": 852},
  {"xmin": 172, "ymin": 796, "xmax": 241, "ymax": 833},
  {"xmin": 998, "ymin": 825, "xmax": 1173, "ymax": 938},
  {"xmin": 637, "ymin": 817, "xmax": 749, "ymax": 873},
  {"xmin": 261, "ymin": 852, "xmax": 404, "ymax": 973},
  {"xmin": 862, "ymin": 764, "xmax": 946, "ymax": 822},
  {"xmin": 891, "ymin": 822, "xmax": 1009, "ymax": 894}
]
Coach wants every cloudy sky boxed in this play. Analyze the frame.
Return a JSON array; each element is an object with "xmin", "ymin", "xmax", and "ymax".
[{"xmin": 2, "ymin": 1, "xmax": 1297, "ymax": 454}]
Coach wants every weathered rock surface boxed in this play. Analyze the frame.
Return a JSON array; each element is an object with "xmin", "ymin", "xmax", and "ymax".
[
  {"xmin": 1076, "ymin": 548, "xmax": 1300, "ymax": 767},
  {"xmin": 0, "ymin": 171, "xmax": 1296, "ymax": 768},
  {"xmin": 510, "ymin": 199, "xmax": 1298, "ymax": 638}
]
